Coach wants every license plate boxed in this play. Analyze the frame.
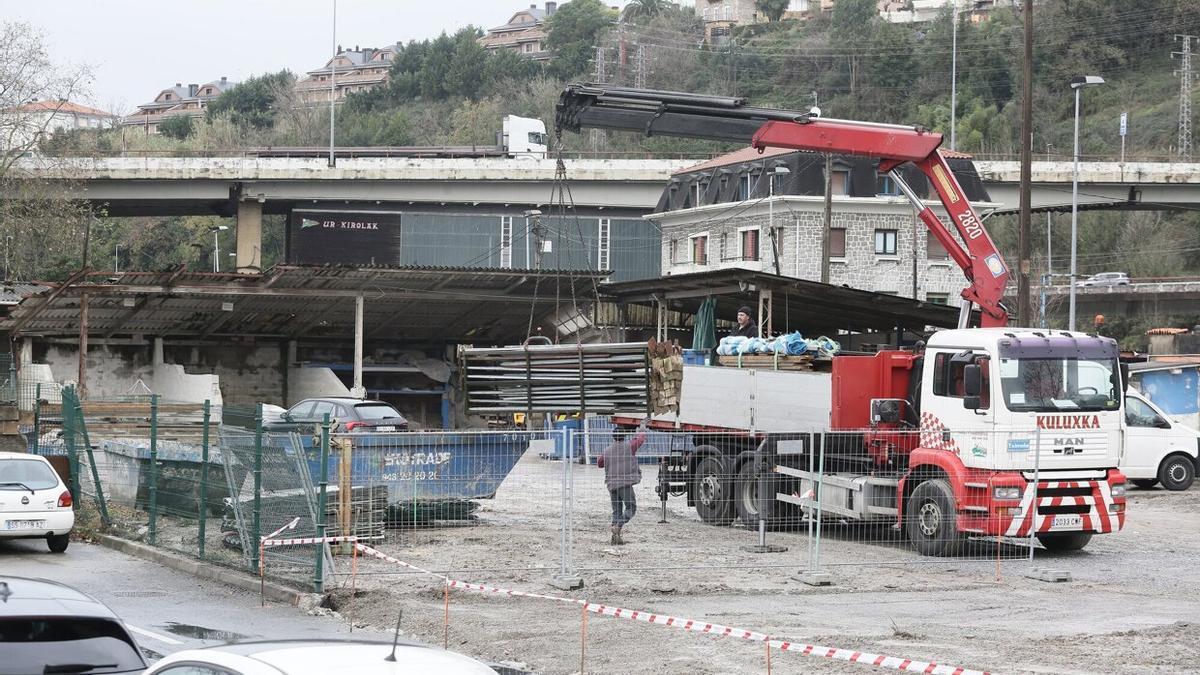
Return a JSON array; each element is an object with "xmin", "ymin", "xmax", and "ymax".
[
  {"xmin": 375, "ymin": 426, "xmax": 396, "ymax": 432},
  {"xmin": 1051, "ymin": 515, "xmax": 1083, "ymax": 529},
  {"xmin": 6, "ymin": 519, "xmax": 45, "ymax": 530}
]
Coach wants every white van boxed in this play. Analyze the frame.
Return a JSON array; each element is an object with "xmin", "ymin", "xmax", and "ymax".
[{"xmin": 1122, "ymin": 390, "xmax": 1199, "ymax": 491}]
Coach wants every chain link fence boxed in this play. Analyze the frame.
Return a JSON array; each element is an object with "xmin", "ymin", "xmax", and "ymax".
[{"xmin": 23, "ymin": 394, "xmax": 1121, "ymax": 594}]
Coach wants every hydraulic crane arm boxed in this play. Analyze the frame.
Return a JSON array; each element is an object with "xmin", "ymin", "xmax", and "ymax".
[{"xmin": 556, "ymin": 84, "xmax": 1010, "ymax": 328}]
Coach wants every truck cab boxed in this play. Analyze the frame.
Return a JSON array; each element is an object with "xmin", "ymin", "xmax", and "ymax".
[{"xmin": 894, "ymin": 328, "xmax": 1128, "ymax": 554}]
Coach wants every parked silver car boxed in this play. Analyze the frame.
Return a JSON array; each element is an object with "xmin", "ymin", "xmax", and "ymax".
[
  {"xmin": 0, "ymin": 576, "xmax": 147, "ymax": 675},
  {"xmin": 1077, "ymin": 272, "xmax": 1131, "ymax": 287}
]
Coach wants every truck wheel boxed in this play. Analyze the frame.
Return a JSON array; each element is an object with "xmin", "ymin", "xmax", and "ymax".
[
  {"xmin": 905, "ymin": 479, "xmax": 964, "ymax": 556},
  {"xmin": 1131, "ymin": 479, "xmax": 1158, "ymax": 490},
  {"xmin": 1037, "ymin": 532, "xmax": 1092, "ymax": 552},
  {"xmin": 1158, "ymin": 454, "xmax": 1195, "ymax": 491},
  {"xmin": 693, "ymin": 455, "xmax": 734, "ymax": 526}
]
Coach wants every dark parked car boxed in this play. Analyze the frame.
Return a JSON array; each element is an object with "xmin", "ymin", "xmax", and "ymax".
[
  {"xmin": 269, "ymin": 397, "xmax": 409, "ymax": 432},
  {"xmin": 0, "ymin": 576, "xmax": 147, "ymax": 675}
]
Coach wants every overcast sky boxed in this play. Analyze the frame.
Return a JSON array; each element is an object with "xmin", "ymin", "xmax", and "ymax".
[{"xmin": 7, "ymin": 0, "xmax": 668, "ymax": 114}]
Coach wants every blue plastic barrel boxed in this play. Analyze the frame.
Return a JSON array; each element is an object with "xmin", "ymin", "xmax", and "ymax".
[{"xmin": 550, "ymin": 418, "xmax": 582, "ymax": 460}]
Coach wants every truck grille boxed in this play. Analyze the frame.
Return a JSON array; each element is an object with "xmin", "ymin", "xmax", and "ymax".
[{"xmin": 1038, "ymin": 485, "xmax": 1092, "ymax": 498}]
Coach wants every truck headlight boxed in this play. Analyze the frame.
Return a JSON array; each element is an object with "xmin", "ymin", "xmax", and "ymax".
[
  {"xmin": 993, "ymin": 486, "xmax": 1022, "ymax": 500},
  {"xmin": 1110, "ymin": 482, "xmax": 1126, "ymax": 498}
]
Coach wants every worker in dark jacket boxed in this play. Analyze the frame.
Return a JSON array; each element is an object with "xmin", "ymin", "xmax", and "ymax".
[
  {"xmin": 597, "ymin": 424, "xmax": 647, "ymax": 545},
  {"xmin": 730, "ymin": 305, "xmax": 758, "ymax": 338}
]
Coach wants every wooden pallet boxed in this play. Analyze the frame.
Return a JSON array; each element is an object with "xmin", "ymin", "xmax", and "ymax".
[{"xmin": 716, "ymin": 354, "xmax": 815, "ymax": 371}]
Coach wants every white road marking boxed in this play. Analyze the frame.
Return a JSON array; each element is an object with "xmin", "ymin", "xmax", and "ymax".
[{"xmin": 128, "ymin": 624, "xmax": 184, "ymax": 645}]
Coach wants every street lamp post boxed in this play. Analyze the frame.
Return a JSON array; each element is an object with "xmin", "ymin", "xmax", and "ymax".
[
  {"xmin": 209, "ymin": 225, "xmax": 230, "ymax": 273},
  {"xmin": 1068, "ymin": 75, "xmax": 1104, "ymax": 332},
  {"xmin": 768, "ymin": 165, "xmax": 790, "ymax": 275}
]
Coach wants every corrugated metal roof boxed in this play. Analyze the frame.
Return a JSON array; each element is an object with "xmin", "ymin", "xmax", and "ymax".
[
  {"xmin": 601, "ymin": 269, "xmax": 962, "ymax": 333},
  {"xmin": 3, "ymin": 265, "xmax": 607, "ymax": 343}
]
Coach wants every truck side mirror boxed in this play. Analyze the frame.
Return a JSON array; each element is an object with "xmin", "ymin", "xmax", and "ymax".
[
  {"xmin": 963, "ymin": 363, "xmax": 982, "ymax": 410},
  {"xmin": 870, "ymin": 398, "xmax": 904, "ymax": 425}
]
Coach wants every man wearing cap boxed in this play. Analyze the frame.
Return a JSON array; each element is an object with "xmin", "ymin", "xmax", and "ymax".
[{"xmin": 730, "ymin": 306, "xmax": 758, "ymax": 338}]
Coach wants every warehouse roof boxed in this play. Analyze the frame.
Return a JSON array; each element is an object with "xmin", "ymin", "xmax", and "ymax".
[
  {"xmin": 600, "ymin": 269, "xmax": 964, "ymax": 334},
  {"xmin": 3, "ymin": 264, "xmax": 607, "ymax": 343}
]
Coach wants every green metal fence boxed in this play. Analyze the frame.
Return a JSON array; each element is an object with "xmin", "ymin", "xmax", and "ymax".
[{"xmin": 30, "ymin": 392, "xmax": 330, "ymax": 591}]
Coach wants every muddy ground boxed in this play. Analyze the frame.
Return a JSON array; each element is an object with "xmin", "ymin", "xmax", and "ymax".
[{"xmin": 316, "ymin": 453, "xmax": 1199, "ymax": 674}]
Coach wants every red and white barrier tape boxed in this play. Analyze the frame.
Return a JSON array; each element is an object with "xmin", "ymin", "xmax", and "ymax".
[
  {"xmin": 262, "ymin": 535, "xmax": 360, "ymax": 549},
  {"xmin": 352, "ymin": 544, "xmax": 989, "ymax": 675}
]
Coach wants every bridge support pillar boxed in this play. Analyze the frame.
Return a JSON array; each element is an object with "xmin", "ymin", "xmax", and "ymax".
[{"xmin": 236, "ymin": 199, "xmax": 263, "ymax": 274}]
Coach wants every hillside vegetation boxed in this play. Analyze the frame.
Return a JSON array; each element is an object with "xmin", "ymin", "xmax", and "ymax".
[{"xmin": 33, "ymin": 1, "xmax": 1200, "ymax": 343}]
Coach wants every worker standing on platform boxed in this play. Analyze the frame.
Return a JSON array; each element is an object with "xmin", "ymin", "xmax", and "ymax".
[
  {"xmin": 730, "ymin": 306, "xmax": 758, "ymax": 338},
  {"xmin": 597, "ymin": 422, "xmax": 647, "ymax": 545}
]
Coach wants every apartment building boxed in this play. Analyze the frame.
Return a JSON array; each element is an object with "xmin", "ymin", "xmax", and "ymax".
[
  {"xmin": 478, "ymin": 3, "xmax": 558, "ymax": 61},
  {"xmin": 295, "ymin": 44, "xmax": 401, "ymax": 104},
  {"xmin": 121, "ymin": 78, "xmax": 236, "ymax": 134}
]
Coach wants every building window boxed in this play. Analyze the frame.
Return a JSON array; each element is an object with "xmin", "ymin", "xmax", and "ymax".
[
  {"xmin": 875, "ymin": 229, "xmax": 898, "ymax": 255},
  {"xmin": 691, "ymin": 233, "xmax": 709, "ymax": 265},
  {"xmin": 669, "ymin": 238, "xmax": 679, "ymax": 264},
  {"xmin": 737, "ymin": 174, "xmax": 752, "ymax": 201},
  {"xmin": 719, "ymin": 232, "xmax": 729, "ymax": 261},
  {"xmin": 500, "ymin": 216, "xmax": 513, "ymax": 268},
  {"xmin": 597, "ymin": 218, "xmax": 611, "ymax": 271},
  {"xmin": 926, "ymin": 292, "xmax": 950, "ymax": 305},
  {"xmin": 739, "ymin": 227, "xmax": 760, "ymax": 261},
  {"xmin": 693, "ymin": 181, "xmax": 709, "ymax": 207},
  {"xmin": 877, "ymin": 174, "xmax": 902, "ymax": 196},
  {"xmin": 830, "ymin": 228, "xmax": 846, "ymax": 258},
  {"xmin": 927, "ymin": 235, "xmax": 951, "ymax": 261},
  {"xmin": 830, "ymin": 169, "xmax": 851, "ymax": 196}
]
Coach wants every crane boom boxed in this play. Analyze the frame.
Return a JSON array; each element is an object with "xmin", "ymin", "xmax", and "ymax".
[{"xmin": 556, "ymin": 84, "xmax": 1010, "ymax": 328}]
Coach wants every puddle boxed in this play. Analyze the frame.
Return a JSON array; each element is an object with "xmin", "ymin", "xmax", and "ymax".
[{"xmin": 162, "ymin": 622, "xmax": 248, "ymax": 642}]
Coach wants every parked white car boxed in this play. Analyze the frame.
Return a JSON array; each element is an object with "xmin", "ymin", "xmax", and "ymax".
[
  {"xmin": 0, "ymin": 452, "xmax": 74, "ymax": 552},
  {"xmin": 143, "ymin": 639, "xmax": 500, "ymax": 675},
  {"xmin": 1121, "ymin": 391, "xmax": 1199, "ymax": 491},
  {"xmin": 1077, "ymin": 272, "xmax": 1131, "ymax": 287}
]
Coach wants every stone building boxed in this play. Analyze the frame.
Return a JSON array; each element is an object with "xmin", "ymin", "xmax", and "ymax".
[{"xmin": 649, "ymin": 146, "xmax": 999, "ymax": 307}]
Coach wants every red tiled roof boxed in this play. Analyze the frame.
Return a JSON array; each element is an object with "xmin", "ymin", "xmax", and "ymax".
[
  {"xmin": 675, "ymin": 145, "xmax": 973, "ymax": 175},
  {"xmin": 10, "ymin": 100, "xmax": 112, "ymax": 117},
  {"xmin": 1146, "ymin": 327, "xmax": 1190, "ymax": 335}
]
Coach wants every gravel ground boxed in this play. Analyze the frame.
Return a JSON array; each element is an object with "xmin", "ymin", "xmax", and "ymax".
[{"xmin": 317, "ymin": 452, "xmax": 1199, "ymax": 674}]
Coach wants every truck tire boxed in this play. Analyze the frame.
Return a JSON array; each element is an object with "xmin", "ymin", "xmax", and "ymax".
[
  {"xmin": 905, "ymin": 479, "xmax": 964, "ymax": 556},
  {"xmin": 1158, "ymin": 454, "xmax": 1195, "ymax": 491},
  {"xmin": 734, "ymin": 458, "xmax": 770, "ymax": 529},
  {"xmin": 693, "ymin": 455, "xmax": 735, "ymax": 526},
  {"xmin": 1131, "ymin": 479, "xmax": 1158, "ymax": 490},
  {"xmin": 1037, "ymin": 532, "xmax": 1092, "ymax": 552}
]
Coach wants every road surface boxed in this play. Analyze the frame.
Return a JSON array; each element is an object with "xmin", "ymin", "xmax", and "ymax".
[{"xmin": 0, "ymin": 538, "xmax": 386, "ymax": 662}]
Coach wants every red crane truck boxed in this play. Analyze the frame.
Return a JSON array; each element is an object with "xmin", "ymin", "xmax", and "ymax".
[{"xmin": 556, "ymin": 85, "xmax": 1129, "ymax": 554}]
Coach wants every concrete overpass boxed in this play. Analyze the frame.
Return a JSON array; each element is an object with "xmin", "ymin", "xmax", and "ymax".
[
  {"xmin": 974, "ymin": 160, "xmax": 1200, "ymax": 214},
  {"xmin": 1039, "ymin": 281, "xmax": 1200, "ymax": 322},
  {"xmin": 7, "ymin": 155, "xmax": 1199, "ymax": 272},
  {"xmin": 3, "ymin": 156, "xmax": 690, "ymax": 273}
]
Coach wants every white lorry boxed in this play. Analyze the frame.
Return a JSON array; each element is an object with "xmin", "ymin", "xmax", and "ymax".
[{"xmin": 1121, "ymin": 390, "xmax": 1199, "ymax": 491}]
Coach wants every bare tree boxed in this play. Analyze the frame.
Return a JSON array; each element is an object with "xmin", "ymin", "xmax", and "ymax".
[{"xmin": 0, "ymin": 21, "xmax": 96, "ymax": 281}]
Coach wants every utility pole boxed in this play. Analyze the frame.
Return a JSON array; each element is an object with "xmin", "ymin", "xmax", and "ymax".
[
  {"xmin": 591, "ymin": 45, "xmax": 608, "ymax": 153},
  {"xmin": 1016, "ymin": 0, "xmax": 1034, "ymax": 326},
  {"xmin": 328, "ymin": 0, "xmax": 337, "ymax": 168},
  {"xmin": 1174, "ymin": 34, "xmax": 1197, "ymax": 160},
  {"xmin": 78, "ymin": 214, "xmax": 93, "ymax": 401},
  {"xmin": 820, "ymin": 154, "xmax": 833, "ymax": 284},
  {"xmin": 949, "ymin": 0, "xmax": 958, "ymax": 151},
  {"xmin": 730, "ymin": 39, "xmax": 738, "ymax": 96}
]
